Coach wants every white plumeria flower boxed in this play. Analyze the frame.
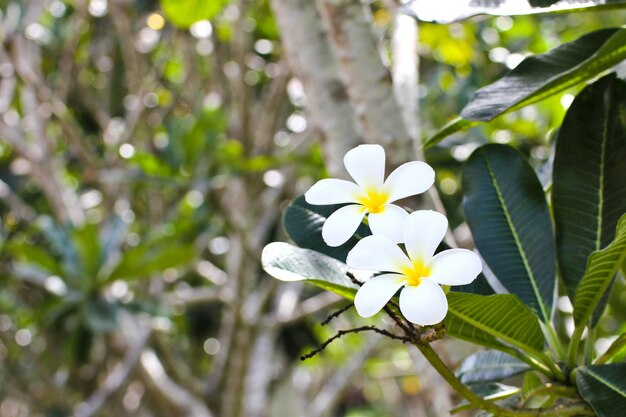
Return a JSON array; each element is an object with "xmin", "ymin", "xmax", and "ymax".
[
  {"xmin": 347, "ymin": 210, "xmax": 482, "ymax": 326},
  {"xmin": 304, "ymin": 144, "xmax": 435, "ymax": 247}
]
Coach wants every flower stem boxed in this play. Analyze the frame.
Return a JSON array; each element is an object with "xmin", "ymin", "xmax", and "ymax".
[{"xmin": 413, "ymin": 342, "xmax": 593, "ymax": 417}]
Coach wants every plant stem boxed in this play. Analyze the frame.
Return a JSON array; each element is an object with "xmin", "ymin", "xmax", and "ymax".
[
  {"xmin": 413, "ymin": 342, "xmax": 593, "ymax": 417},
  {"xmin": 543, "ymin": 321, "xmax": 566, "ymax": 362},
  {"xmin": 584, "ymin": 326, "xmax": 596, "ymax": 364},
  {"xmin": 499, "ymin": 345, "xmax": 555, "ymax": 378},
  {"xmin": 567, "ymin": 325, "xmax": 585, "ymax": 370},
  {"xmin": 533, "ymin": 351, "xmax": 567, "ymax": 382}
]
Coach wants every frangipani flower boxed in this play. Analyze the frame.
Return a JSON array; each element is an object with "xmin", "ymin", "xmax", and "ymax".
[
  {"xmin": 347, "ymin": 210, "xmax": 482, "ymax": 326},
  {"xmin": 305, "ymin": 144, "xmax": 435, "ymax": 247}
]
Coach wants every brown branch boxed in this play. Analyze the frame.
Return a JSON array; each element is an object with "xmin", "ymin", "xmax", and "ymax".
[
  {"xmin": 321, "ymin": 303, "xmax": 353, "ymax": 326},
  {"xmin": 300, "ymin": 325, "xmax": 409, "ymax": 361}
]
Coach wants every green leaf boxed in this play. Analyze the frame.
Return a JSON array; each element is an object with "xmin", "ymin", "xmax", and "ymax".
[
  {"xmin": 72, "ymin": 224, "xmax": 102, "ymax": 278},
  {"xmin": 261, "ymin": 242, "xmax": 360, "ymax": 300},
  {"xmin": 82, "ymin": 299, "xmax": 118, "ymax": 333},
  {"xmin": 456, "ymin": 350, "xmax": 530, "ymax": 384},
  {"xmin": 283, "ymin": 195, "xmax": 370, "ymax": 263},
  {"xmin": 403, "ymin": 0, "xmax": 626, "ymax": 23},
  {"xmin": 462, "ymin": 28, "xmax": 626, "ymax": 122},
  {"xmin": 422, "ymin": 117, "xmax": 479, "ymax": 149},
  {"xmin": 454, "ymin": 273, "xmax": 495, "ymax": 296},
  {"xmin": 520, "ymin": 371, "xmax": 552, "ymax": 407},
  {"xmin": 108, "ymin": 244, "xmax": 196, "ymax": 282},
  {"xmin": 447, "ymin": 292, "xmax": 546, "ymax": 356},
  {"xmin": 521, "ymin": 371, "xmax": 543, "ymax": 398},
  {"xmin": 452, "ymin": 382, "xmax": 520, "ymax": 415},
  {"xmin": 160, "ymin": 0, "xmax": 229, "ymax": 29},
  {"xmin": 423, "ymin": 28, "xmax": 626, "ymax": 143},
  {"xmin": 577, "ymin": 364, "xmax": 626, "ymax": 417},
  {"xmin": 573, "ymin": 214, "xmax": 626, "ymax": 326},
  {"xmin": 595, "ymin": 333, "xmax": 626, "ymax": 365},
  {"xmin": 444, "ymin": 313, "xmax": 511, "ymax": 352},
  {"xmin": 6, "ymin": 242, "xmax": 63, "ymax": 277},
  {"xmin": 462, "ymin": 144, "xmax": 555, "ymax": 322},
  {"xmin": 469, "ymin": 382, "xmax": 520, "ymax": 400},
  {"xmin": 553, "ymin": 74, "xmax": 626, "ymax": 301}
]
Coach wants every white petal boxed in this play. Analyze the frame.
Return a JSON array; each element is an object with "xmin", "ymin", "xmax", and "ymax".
[
  {"xmin": 428, "ymin": 249, "xmax": 482, "ymax": 286},
  {"xmin": 347, "ymin": 235, "xmax": 412, "ymax": 273},
  {"xmin": 383, "ymin": 161, "xmax": 435, "ymax": 202},
  {"xmin": 343, "ymin": 144, "xmax": 385, "ymax": 190},
  {"xmin": 404, "ymin": 210, "xmax": 448, "ymax": 262},
  {"xmin": 305, "ymin": 178, "xmax": 363, "ymax": 205},
  {"xmin": 322, "ymin": 205, "xmax": 366, "ymax": 247},
  {"xmin": 368, "ymin": 204, "xmax": 409, "ymax": 243},
  {"xmin": 399, "ymin": 279, "xmax": 448, "ymax": 325},
  {"xmin": 354, "ymin": 273, "xmax": 405, "ymax": 318}
]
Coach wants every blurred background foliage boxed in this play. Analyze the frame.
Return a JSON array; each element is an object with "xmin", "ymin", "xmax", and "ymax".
[{"xmin": 0, "ymin": 1, "xmax": 624, "ymax": 417}]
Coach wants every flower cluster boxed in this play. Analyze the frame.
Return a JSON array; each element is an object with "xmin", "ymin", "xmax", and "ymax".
[{"xmin": 306, "ymin": 145, "xmax": 482, "ymax": 326}]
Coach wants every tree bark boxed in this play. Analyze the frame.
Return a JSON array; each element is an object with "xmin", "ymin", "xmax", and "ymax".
[
  {"xmin": 270, "ymin": 0, "xmax": 362, "ymax": 175},
  {"xmin": 316, "ymin": 0, "xmax": 413, "ymax": 166}
]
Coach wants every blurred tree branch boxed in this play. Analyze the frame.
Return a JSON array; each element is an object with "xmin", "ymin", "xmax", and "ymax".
[{"xmin": 270, "ymin": 0, "xmax": 362, "ymax": 175}]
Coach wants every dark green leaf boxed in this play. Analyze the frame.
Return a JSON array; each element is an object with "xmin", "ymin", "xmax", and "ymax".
[
  {"xmin": 160, "ymin": 0, "xmax": 229, "ymax": 29},
  {"xmin": 261, "ymin": 242, "xmax": 360, "ymax": 300},
  {"xmin": 68, "ymin": 324, "xmax": 94, "ymax": 366},
  {"xmin": 553, "ymin": 74, "xmax": 626, "ymax": 301},
  {"xmin": 468, "ymin": 382, "xmax": 520, "ymax": 400},
  {"xmin": 455, "ymin": 273, "xmax": 495, "ymax": 295},
  {"xmin": 573, "ymin": 214, "xmax": 626, "ymax": 326},
  {"xmin": 447, "ymin": 292, "xmax": 546, "ymax": 355},
  {"xmin": 462, "ymin": 144, "xmax": 555, "ymax": 322},
  {"xmin": 44, "ymin": 293, "xmax": 82, "ymax": 328},
  {"xmin": 72, "ymin": 224, "xmax": 102, "ymax": 278},
  {"xmin": 462, "ymin": 29, "xmax": 626, "ymax": 121},
  {"xmin": 456, "ymin": 350, "xmax": 530, "ymax": 384},
  {"xmin": 283, "ymin": 195, "xmax": 370, "ymax": 263},
  {"xmin": 444, "ymin": 312, "xmax": 511, "ymax": 352},
  {"xmin": 82, "ymin": 299, "xmax": 118, "ymax": 333},
  {"xmin": 404, "ymin": 0, "xmax": 626, "ymax": 24},
  {"xmin": 577, "ymin": 364, "xmax": 626, "ymax": 417},
  {"xmin": 423, "ymin": 29, "xmax": 626, "ymax": 143}
]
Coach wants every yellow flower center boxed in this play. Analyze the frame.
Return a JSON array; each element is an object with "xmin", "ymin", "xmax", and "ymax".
[
  {"xmin": 401, "ymin": 260, "xmax": 430, "ymax": 287},
  {"xmin": 358, "ymin": 189, "xmax": 389, "ymax": 214}
]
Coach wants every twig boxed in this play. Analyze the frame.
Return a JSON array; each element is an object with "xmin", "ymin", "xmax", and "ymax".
[
  {"xmin": 307, "ymin": 333, "xmax": 382, "ymax": 417},
  {"xmin": 300, "ymin": 325, "xmax": 409, "ymax": 361},
  {"xmin": 345, "ymin": 271, "xmax": 362, "ymax": 286},
  {"xmin": 321, "ymin": 303, "xmax": 352, "ymax": 326},
  {"xmin": 0, "ymin": 178, "xmax": 37, "ymax": 221},
  {"xmin": 73, "ymin": 322, "xmax": 151, "ymax": 417}
]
